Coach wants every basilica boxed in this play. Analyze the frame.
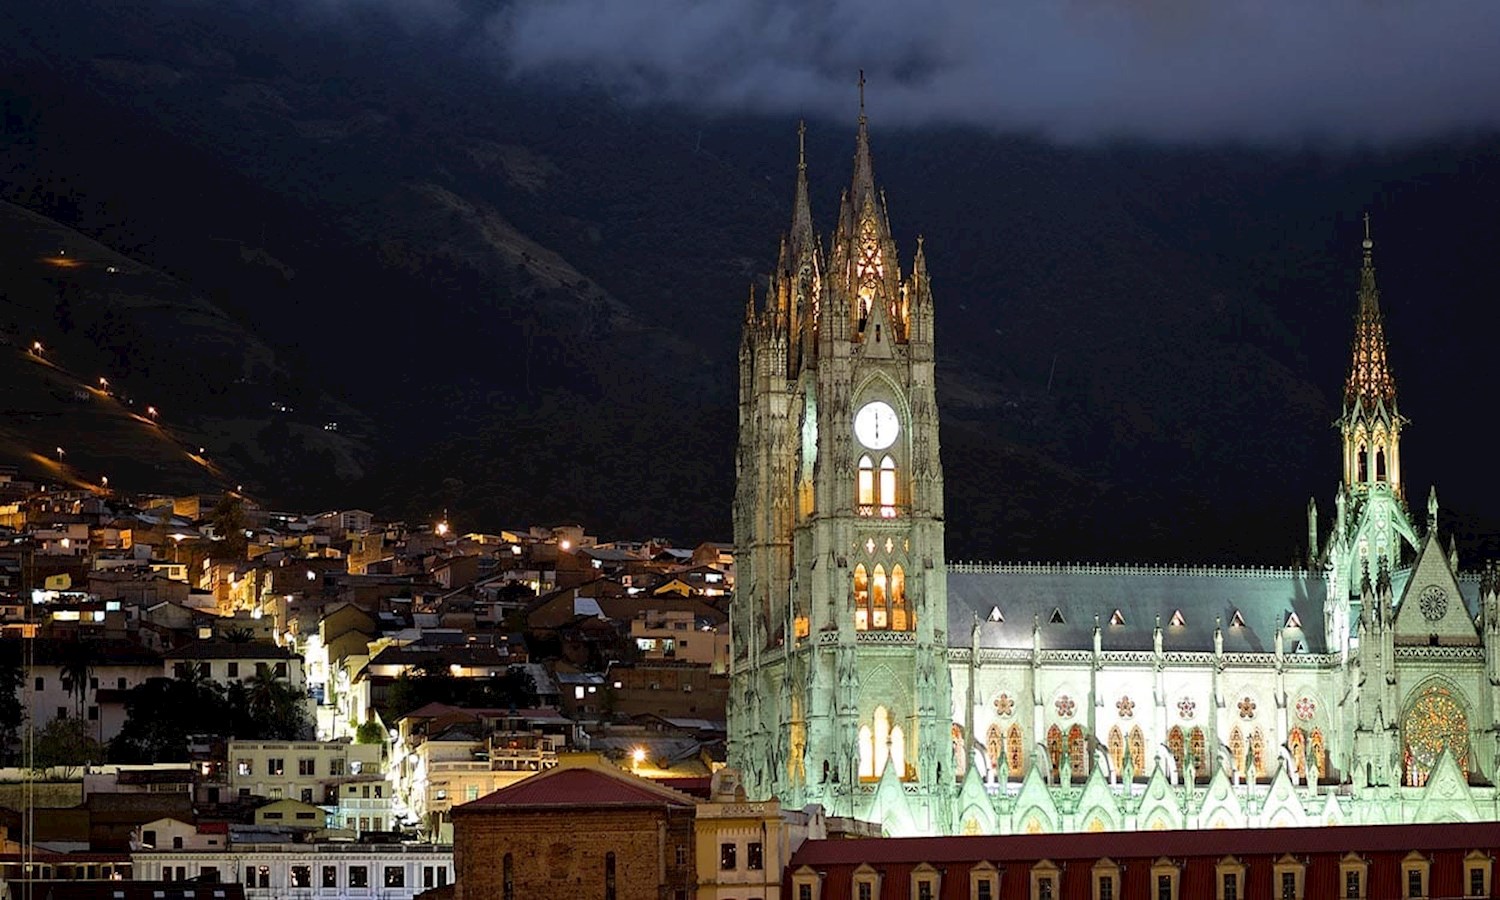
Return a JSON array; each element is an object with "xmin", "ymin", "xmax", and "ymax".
[{"xmin": 727, "ymin": 103, "xmax": 1500, "ymax": 836}]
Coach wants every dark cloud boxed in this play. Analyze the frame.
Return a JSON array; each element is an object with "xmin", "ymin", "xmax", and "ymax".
[{"xmin": 487, "ymin": 0, "xmax": 1500, "ymax": 144}]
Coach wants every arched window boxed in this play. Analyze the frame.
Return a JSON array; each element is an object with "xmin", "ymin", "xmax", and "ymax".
[
  {"xmin": 871, "ymin": 565, "xmax": 889, "ymax": 630},
  {"xmin": 1288, "ymin": 727, "xmax": 1307, "ymax": 782},
  {"xmin": 1229, "ymin": 726, "xmax": 1245, "ymax": 777},
  {"xmin": 879, "ymin": 455, "xmax": 898, "ymax": 517},
  {"xmin": 874, "ymin": 706, "xmax": 891, "ymax": 777},
  {"xmin": 1358, "ymin": 445, "xmax": 1368, "ymax": 482},
  {"xmin": 890, "ymin": 565, "xmax": 908, "ymax": 631},
  {"xmin": 952, "ymin": 724, "xmax": 966, "ymax": 777},
  {"xmin": 1128, "ymin": 726, "xmax": 1147, "ymax": 776},
  {"xmin": 604, "ymin": 852, "xmax": 616, "ymax": 900},
  {"xmin": 1250, "ymin": 728, "xmax": 1267, "ymax": 780},
  {"xmin": 1310, "ymin": 729, "xmax": 1327, "ymax": 781},
  {"xmin": 857, "ymin": 455, "xmax": 875, "ymax": 509},
  {"xmin": 1190, "ymin": 728, "xmax": 1208, "ymax": 780},
  {"xmin": 890, "ymin": 725, "xmax": 907, "ymax": 780},
  {"xmin": 1402, "ymin": 684, "xmax": 1470, "ymax": 787},
  {"xmin": 1376, "ymin": 448, "xmax": 1387, "ymax": 482},
  {"xmin": 853, "ymin": 565, "xmax": 869, "ymax": 631},
  {"xmin": 1107, "ymin": 726, "xmax": 1124, "ymax": 776},
  {"xmin": 858, "ymin": 724, "xmax": 875, "ymax": 779},
  {"xmin": 1067, "ymin": 725, "xmax": 1087, "ymax": 780},
  {"xmin": 1046, "ymin": 725, "xmax": 1063, "ymax": 778},
  {"xmin": 1167, "ymin": 726, "xmax": 1185, "ymax": 774},
  {"xmin": 502, "ymin": 854, "xmax": 513, "ymax": 900},
  {"xmin": 985, "ymin": 724, "xmax": 1002, "ymax": 773},
  {"xmin": 1007, "ymin": 724, "xmax": 1024, "ymax": 777}
]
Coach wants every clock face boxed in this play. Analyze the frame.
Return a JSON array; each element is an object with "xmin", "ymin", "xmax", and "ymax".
[
  {"xmin": 1418, "ymin": 585, "xmax": 1448, "ymax": 622},
  {"xmin": 853, "ymin": 401, "xmax": 899, "ymax": 450}
]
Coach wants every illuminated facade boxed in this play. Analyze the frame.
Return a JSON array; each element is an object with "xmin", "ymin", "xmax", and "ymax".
[{"xmin": 731, "ymin": 110, "xmax": 1500, "ymax": 835}]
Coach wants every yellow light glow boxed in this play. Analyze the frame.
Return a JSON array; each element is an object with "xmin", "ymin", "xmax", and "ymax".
[{"xmin": 632, "ymin": 747, "xmax": 647, "ymax": 765}]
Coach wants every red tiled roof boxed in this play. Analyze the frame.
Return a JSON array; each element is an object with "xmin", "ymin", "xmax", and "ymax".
[
  {"xmin": 455, "ymin": 766, "xmax": 695, "ymax": 810},
  {"xmin": 791, "ymin": 821, "xmax": 1500, "ymax": 868}
]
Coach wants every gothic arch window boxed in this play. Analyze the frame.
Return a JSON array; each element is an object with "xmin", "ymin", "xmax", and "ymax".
[
  {"xmin": 1167, "ymin": 726, "xmax": 1185, "ymax": 774},
  {"xmin": 1107, "ymin": 726, "xmax": 1124, "ymax": 776},
  {"xmin": 858, "ymin": 455, "xmax": 875, "ymax": 508},
  {"xmin": 1375, "ymin": 447, "xmax": 1387, "ymax": 482},
  {"xmin": 1007, "ymin": 724, "xmax": 1024, "ymax": 777},
  {"xmin": 858, "ymin": 724, "xmax": 875, "ymax": 779},
  {"xmin": 879, "ymin": 455, "xmax": 898, "ymax": 517},
  {"xmin": 1229, "ymin": 727, "xmax": 1245, "ymax": 777},
  {"xmin": 952, "ymin": 724, "xmax": 966, "ymax": 777},
  {"xmin": 1128, "ymin": 726, "xmax": 1147, "ymax": 776},
  {"xmin": 1046, "ymin": 725, "xmax": 1064, "ymax": 778},
  {"xmin": 986, "ymin": 724, "xmax": 1003, "ymax": 773},
  {"xmin": 1288, "ymin": 727, "xmax": 1307, "ymax": 782},
  {"xmin": 871, "ymin": 565, "xmax": 889, "ymax": 630},
  {"xmin": 1190, "ymin": 728, "xmax": 1208, "ymax": 780},
  {"xmin": 1402, "ymin": 683, "xmax": 1470, "ymax": 786},
  {"xmin": 853, "ymin": 565, "xmax": 870, "ymax": 631},
  {"xmin": 1309, "ymin": 729, "xmax": 1327, "ymax": 781},
  {"xmin": 1250, "ymin": 728, "xmax": 1267, "ymax": 780},
  {"xmin": 890, "ymin": 565, "xmax": 908, "ymax": 631},
  {"xmin": 1067, "ymin": 724, "xmax": 1087, "ymax": 779},
  {"xmin": 874, "ymin": 706, "xmax": 892, "ymax": 777},
  {"xmin": 890, "ymin": 724, "xmax": 908, "ymax": 779},
  {"xmin": 1358, "ymin": 444, "xmax": 1368, "ymax": 482}
]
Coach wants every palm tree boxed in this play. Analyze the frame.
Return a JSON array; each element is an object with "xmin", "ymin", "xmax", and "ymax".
[{"xmin": 59, "ymin": 641, "xmax": 99, "ymax": 720}]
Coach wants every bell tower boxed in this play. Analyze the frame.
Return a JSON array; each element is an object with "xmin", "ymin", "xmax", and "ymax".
[
  {"xmin": 1321, "ymin": 217, "xmax": 1420, "ymax": 647},
  {"xmin": 729, "ymin": 86, "xmax": 952, "ymax": 834}
]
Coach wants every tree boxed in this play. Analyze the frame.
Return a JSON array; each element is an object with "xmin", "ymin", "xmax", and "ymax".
[
  {"xmin": 0, "ymin": 643, "xmax": 24, "ymax": 764},
  {"xmin": 59, "ymin": 640, "xmax": 100, "ymax": 720},
  {"xmin": 35, "ymin": 716, "xmax": 104, "ymax": 775},
  {"xmin": 209, "ymin": 494, "xmax": 248, "ymax": 558},
  {"xmin": 355, "ymin": 719, "xmax": 386, "ymax": 745}
]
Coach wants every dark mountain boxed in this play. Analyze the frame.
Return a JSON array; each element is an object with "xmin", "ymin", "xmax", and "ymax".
[{"xmin": 3, "ymin": 0, "xmax": 1499, "ymax": 562}]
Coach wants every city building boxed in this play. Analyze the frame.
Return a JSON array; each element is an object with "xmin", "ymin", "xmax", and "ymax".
[
  {"xmin": 783, "ymin": 821, "xmax": 1498, "ymax": 900},
  {"xmin": 451, "ymin": 756, "xmax": 697, "ymax": 900},
  {"xmin": 730, "ymin": 108, "xmax": 1500, "ymax": 834},
  {"xmin": 131, "ymin": 843, "xmax": 453, "ymax": 900}
]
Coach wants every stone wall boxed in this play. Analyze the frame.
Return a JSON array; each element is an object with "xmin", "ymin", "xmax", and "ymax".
[{"xmin": 455, "ymin": 806, "xmax": 696, "ymax": 900}]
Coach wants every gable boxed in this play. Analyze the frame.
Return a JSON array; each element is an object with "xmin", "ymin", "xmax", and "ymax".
[{"xmin": 1393, "ymin": 533, "xmax": 1478, "ymax": 644}]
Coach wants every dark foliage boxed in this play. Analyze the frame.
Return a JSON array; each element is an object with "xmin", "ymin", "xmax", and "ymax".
[{"xmin": 110, "ymin": 671, "xmax": 311, "ymax": 763}]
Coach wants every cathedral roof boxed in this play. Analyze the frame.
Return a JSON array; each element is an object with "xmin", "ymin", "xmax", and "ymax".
[{"xmin": 946, "ymin": 564, "xmax": 1328, "ymax": 653}]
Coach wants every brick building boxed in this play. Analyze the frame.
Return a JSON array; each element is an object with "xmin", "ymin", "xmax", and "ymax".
[
  {"xmin": 452, "ymin": 757, "xmax": 698, "ymax": 900},
  {"xmin": 782, "ymin": 821, "xmax": 1499, "ymax": 900}
]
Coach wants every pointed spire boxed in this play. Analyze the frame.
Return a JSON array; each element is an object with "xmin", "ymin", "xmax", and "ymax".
[
  {"xmin": 1344, "ymin": 214, "xmax": 1397, "ymax": 410},
  {"xmin": 744, "ymin": 282, "xmax": 757, "ymax": 324},
  {"xmin": 851, "ymin": 69, "xmax": 876, "ymax": 211},
  {"xmin": 789, "ymin": 120, "xmax": 814, "ymax": 257}
]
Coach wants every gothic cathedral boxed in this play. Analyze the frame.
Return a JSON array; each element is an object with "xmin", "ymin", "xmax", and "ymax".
[{"xmin": 731, "ymin": 108, "xmax": 1500, "ymax": 836}]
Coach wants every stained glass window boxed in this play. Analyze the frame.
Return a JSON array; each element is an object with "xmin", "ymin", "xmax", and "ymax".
[
  {"xmin": 985, "ymin": 724, "xmax": 1002, "ymax": 772},
  {"xmin": 1007, "ymin": 724, "xmax": 1024, "ymax": 776},
  {"xmin": 1128, "ymin": 726, "xmax": 1147, "ymax": 775},
  {"xmin": 1108, "ymin": 726, "xmax": 1124, "ymax": 776},
  {"xmin": 1403, "ymin": 684, "xmax": 1469, "ymax": 787}
]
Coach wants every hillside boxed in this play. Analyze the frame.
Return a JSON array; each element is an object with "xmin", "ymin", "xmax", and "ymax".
[{"xmin": 3, "ymin": 0, "xmax": 1500, "ymax": 561}]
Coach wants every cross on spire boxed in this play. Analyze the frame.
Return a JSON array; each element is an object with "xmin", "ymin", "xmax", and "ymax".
[
  {"xmin": 797, "ymin": 119, "xmax": 806, "ymax": 172},
  {"xmin": 858, "ymin": 69, "xmax": 866, "ymax": 120}
]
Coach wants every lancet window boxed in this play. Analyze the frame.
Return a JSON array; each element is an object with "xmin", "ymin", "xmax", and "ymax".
[{"xmin": 857, "ymin": 705, "xmax": 907, "ymax": 781}]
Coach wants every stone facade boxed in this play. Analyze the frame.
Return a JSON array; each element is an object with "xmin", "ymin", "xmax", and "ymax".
[
  {"xmin": 731, "ymin": 112, "xmax": 1500, "ymax": 836},
  {"xmin": 451, "ymin": 760, "xmax": 698, "ymax": 900}
]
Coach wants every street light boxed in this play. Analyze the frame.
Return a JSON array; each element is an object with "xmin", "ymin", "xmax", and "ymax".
[
  {"xmin": 146, "ymin": 406, "xmax": 158, "ymax": 419},
  {"xmin": 31, "ymin": 341, "xmax": 43, "ymax": 355},
  {"xmin": 55, "ymin": 447, "xmax": 65, "ymax": 463},
  {"xmin": 101, "ymin": 476, "xmax": 109, "ymax": 489}
]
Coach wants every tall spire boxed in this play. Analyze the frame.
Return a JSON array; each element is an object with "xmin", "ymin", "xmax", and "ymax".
[
  {"xmin": 1344, "ymin": 213, "xmax": 1397, "ymax": 411},
  {"xmin": 789, "ymin": 119, "xmax": 814, "ymax": 257},
  {"xmin": 851, "ymin": 69, "xmax": 876, "ymax": 210}
]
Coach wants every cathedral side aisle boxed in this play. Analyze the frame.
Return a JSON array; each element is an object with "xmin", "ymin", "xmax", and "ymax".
[{"xmin": 728, "ymin": 106, "xmax": 1500, "ymax": 837}]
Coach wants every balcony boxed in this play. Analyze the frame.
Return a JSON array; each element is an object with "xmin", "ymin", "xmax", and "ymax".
[{"xmin": 856, "ymin": 504, "xmax": 906, "ymax": 518}]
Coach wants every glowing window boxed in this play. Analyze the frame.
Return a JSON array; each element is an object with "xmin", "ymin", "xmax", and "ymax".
[
  {"xmin": 879, "ymin": 456, "xmax": 897, "ymax": 516},
  {"xmin": 858, "ymin": 456, "xmax": 875, "ymax": 508},
  {"xmin": 871, "ymin": 565, "xmax": 888, "ymax": 630}
]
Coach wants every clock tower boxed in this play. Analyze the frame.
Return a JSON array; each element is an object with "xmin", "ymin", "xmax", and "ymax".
[{"xmin": 730, "ymin": 94, "xmax": 953, "ymax": 834}]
